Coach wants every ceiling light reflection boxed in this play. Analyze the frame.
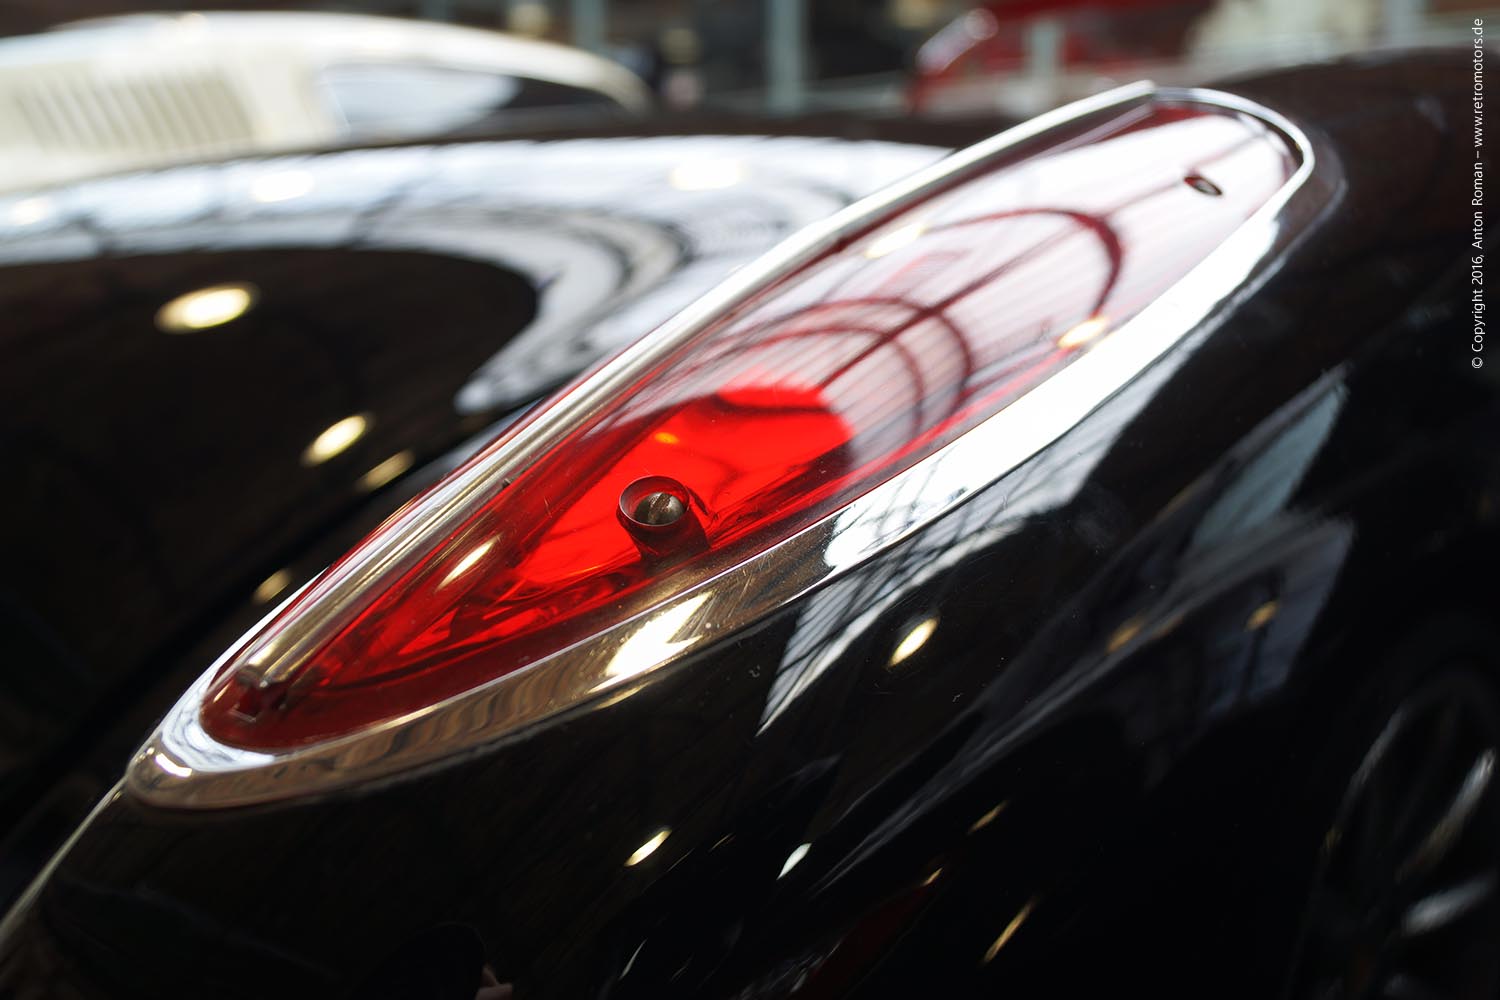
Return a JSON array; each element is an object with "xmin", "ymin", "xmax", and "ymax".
[
  {"xmin": 253, "ymin": 568, "xmax": 293, "ymax": 605},
  {"xmin": 1057, "ymin": 315, "xmax": 1109, "ymax": 350},
  {"xmin": 357, "ymin": 450, "xmax": 415, "ymax": 492},
  {"xmin": 301, "ymin": 414, "xmax": 370, "ymax": 466},
  {"xmin": 968, "ymin": 800, "xmax": 1007, "ymax": 835},
  {"xmin": 604, "ymin": 593, "xmax": 710, "ymax": 682},
  {"xmin": 981, "ymin": 897, "xmax": 1037, "ymax": 964},
  {"xmin": 156, "ymin": 283, "xmax": 257, "ymax": 333},
  {"xmin": 890, "ymin": 615, "xmax": 939, "ymax": 667},
  {"xmin": 439, "ymin": 537, "xmax": 496, "ymax": 589},
  {"xmin": 1245, "ymin": 600, "xmax": 1278, "ymax": 631},
  {"xmin": 147, "ymin": 747, "xmax": 193, "ymax": 778},
  {"xmin": 778, "ymin": 842, "xmax": 811, "ymax": 879},
  {"xmin": 1105, "ymin": 616, "xmax": 1144, "ymax": 654},
  {"xmin": 625, "ymin": 828, "xmax": 670, "ymax": 866}
]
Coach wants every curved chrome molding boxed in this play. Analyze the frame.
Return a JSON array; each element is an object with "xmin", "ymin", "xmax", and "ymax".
[
  {"xmin": 130, "ymin": 83, "xmax": 1324, "ymax": 808},
  {"xmin": 0, "ymin": 781, "xmax": 122, "ymax": 944}
]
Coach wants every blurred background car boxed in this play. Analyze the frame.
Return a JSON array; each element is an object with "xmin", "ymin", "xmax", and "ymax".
[
  {"xmin": 0, "ymin": 11, "xmax": 652, "ymax": 190},
  {"xmin": 906, "ymin": 0, "xmax": 1447, "ymax": 117}
]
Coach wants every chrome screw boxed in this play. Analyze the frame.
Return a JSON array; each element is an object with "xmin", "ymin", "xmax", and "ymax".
[{"xmin": 633, "ymin": 491, "xmax": 686, "ymax": 526}]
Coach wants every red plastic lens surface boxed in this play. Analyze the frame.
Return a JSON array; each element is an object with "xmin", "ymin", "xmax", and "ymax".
[{"xmin": 204, "ymin": 104, "xmax": 1296, "ymax": 749}]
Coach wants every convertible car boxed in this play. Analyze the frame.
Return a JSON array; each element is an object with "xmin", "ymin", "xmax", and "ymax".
[{"xmin": 0, "ymin": 53, "xmax": 1493, "ymax": 1000}]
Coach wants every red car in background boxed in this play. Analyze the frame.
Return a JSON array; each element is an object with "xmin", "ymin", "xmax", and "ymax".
[{"xmin": 911, "ymin": 0, "xmax": 1234, "ymax": 117}]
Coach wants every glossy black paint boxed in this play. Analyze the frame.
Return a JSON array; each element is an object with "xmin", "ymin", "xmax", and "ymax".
[
  {"xmin": 1, "ymin": 54, "xmax": 1495, "ymax": 999},
  {"xmin": 0, "ymin": 247, "xmax": 536, "ymax": 899},
  {"xmin": 0, "ymin": 120, "xmax": 965, "ymax": 909}
]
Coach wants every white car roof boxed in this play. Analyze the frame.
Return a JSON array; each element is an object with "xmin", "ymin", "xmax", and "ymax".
[
  {"xmin": 11, "ymin": 12, "xmax": 651, "ymax": 111},
  {"xmin": 0, "ymin": 11, "xmax": 652, "ymax": 191}
]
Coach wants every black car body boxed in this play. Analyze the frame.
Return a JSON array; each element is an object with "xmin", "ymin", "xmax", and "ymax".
[
  {"xmin": 0, "ymin": 53, "xmax": 1495, "ymax": 1000},
  {"xmin": 0, "ymin": 122, "xmax": 956, "ymax": 905}
]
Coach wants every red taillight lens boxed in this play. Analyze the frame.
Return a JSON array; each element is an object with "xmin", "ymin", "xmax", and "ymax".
[{"xmin": 203, "ymin": 102, "xmax": 1295, "ymax": 750}]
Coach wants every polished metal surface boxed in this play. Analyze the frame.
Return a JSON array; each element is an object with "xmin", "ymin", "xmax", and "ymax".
[
  {"xmin": 129, "ymin": 83, "xmax": 1320, "ymax": 808},
  {"xmin": 631, "ymin": 491, "xmax": 686, "ymax": 527}
]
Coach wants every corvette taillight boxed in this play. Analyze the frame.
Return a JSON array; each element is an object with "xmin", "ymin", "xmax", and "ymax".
[{"xmin": 199, "ymin": 98, "xmax": 1297, "ymax": 752}]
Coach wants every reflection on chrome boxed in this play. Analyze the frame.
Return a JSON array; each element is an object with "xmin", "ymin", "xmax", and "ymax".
[
  {"xmin": 1056, "ymin": 314, "xmax": 1110, "ymax": 350},
  {"xmin": 8, "ymin": 195, "xmax": 50, "ymax": 226},
  {"xmin": 625, "ymin": 828, "xmax": 671, "ymax": 867},
  {"xmin": 357, "ymin": 450, "xmax": 416, "ymax": 493},
  {"xmin": 129, "ymin": 85, "xmax": 1324, "ymax": 809},
  {"xmin": 862, "ymin": 219, "xmax": 927, "ymax": 259},
  {"xmin": 155, "ymin": 282, "xmax": 258, "ymax": 333},
  {"xmin": 141, "ymin": 746, "xmax": 192, "ymax": 779},
  {"xmin": 603, "ymin": 592, "xmax": 711, "ymax": 684},
  {"xmin": 301, "ymin": 413, "xmax": 370, "ymax": 467},
  {"xmin": 249, "ymin": 169, "xmax": 315, "ymax": 204},
  {"xmin": 134, "ymin": 590, "xmax": 298, "ymax": 783}
]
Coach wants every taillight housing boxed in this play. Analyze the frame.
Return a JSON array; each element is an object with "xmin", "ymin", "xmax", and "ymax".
[{"xmin": 134, "ymin": 85, "xmax": 1309, "ymax": 805}]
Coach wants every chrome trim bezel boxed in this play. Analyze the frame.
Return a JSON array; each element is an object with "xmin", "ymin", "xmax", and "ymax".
[{"xmin": 129, "ymin": 83, "xmax": 1322, "ymax": 808}]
